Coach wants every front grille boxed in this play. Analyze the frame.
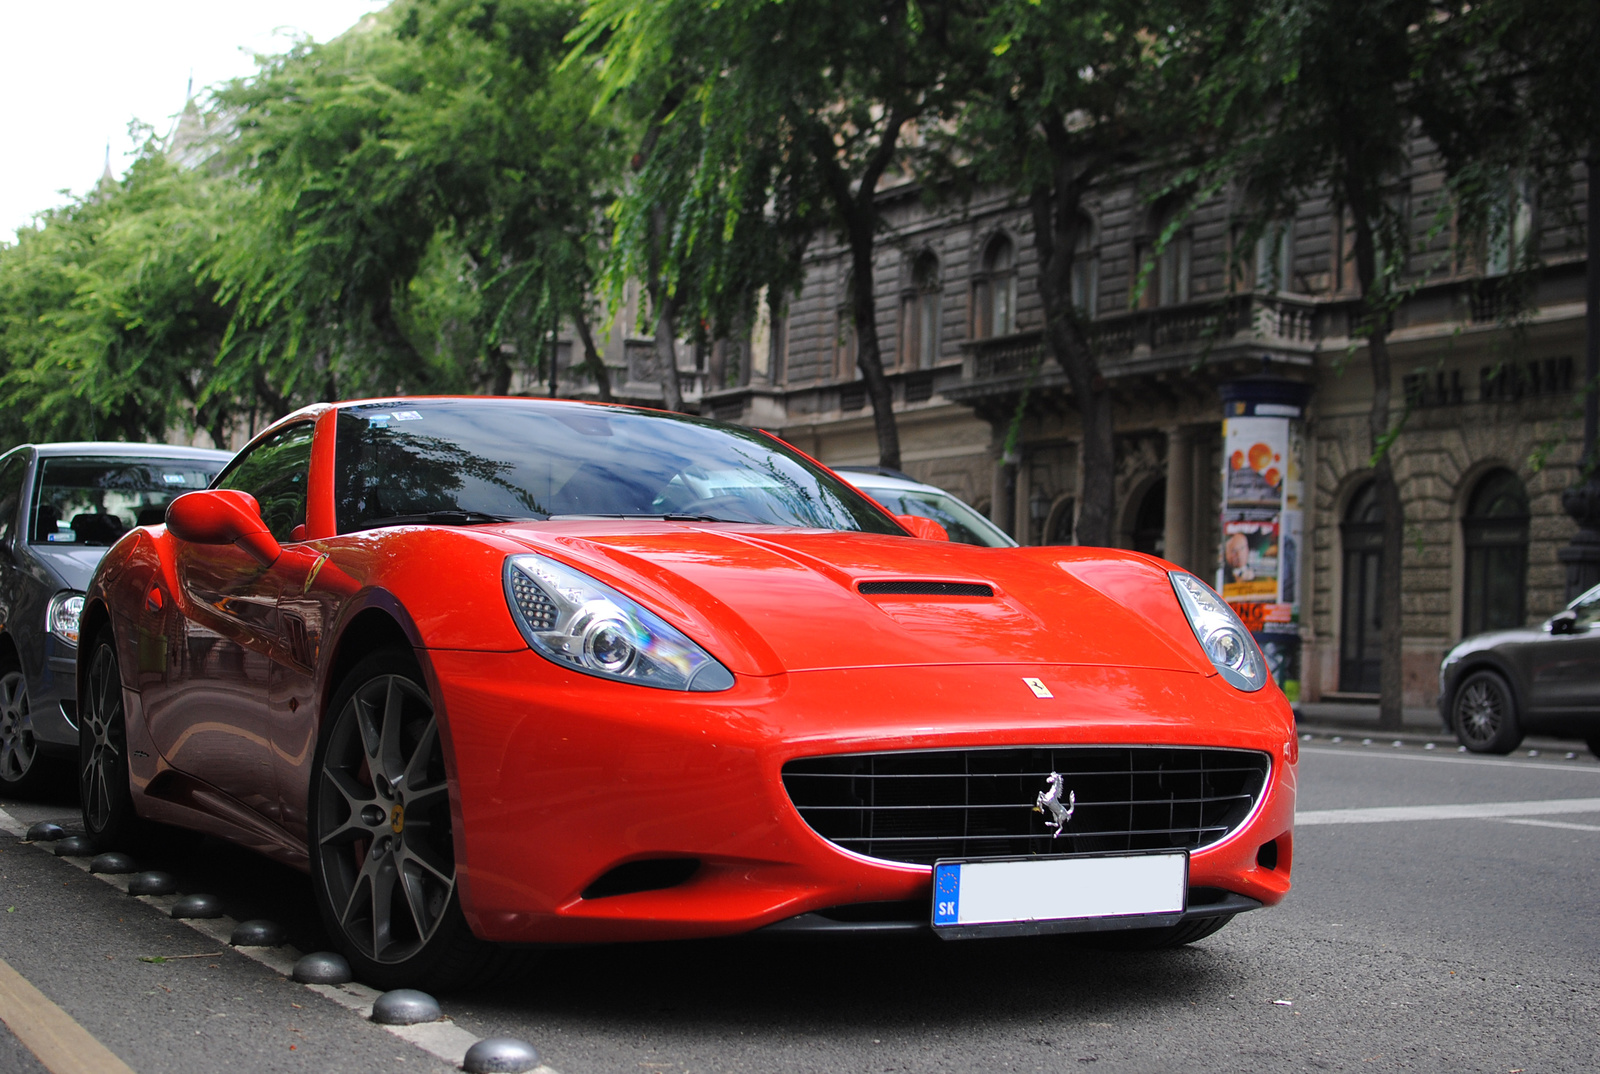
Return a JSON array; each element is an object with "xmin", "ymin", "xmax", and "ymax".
[{"xmin": 782, "ymin": 747, "xmax": 1270, "ymax": 865}]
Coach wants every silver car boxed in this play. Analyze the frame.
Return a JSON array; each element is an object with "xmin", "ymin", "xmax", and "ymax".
[
  {"xmin": 835, "ymin": 467, "xmax": 1016, "ymax": 548},
  {"xmin": 0, "ymin": 442, "xmax": 231, "ymax": 794},
  {"xmin": 1438, "ymin": 582, "xmax": 1600, "ymax": 755}
]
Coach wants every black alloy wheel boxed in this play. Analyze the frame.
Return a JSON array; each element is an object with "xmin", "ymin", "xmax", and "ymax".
[
  {"xmin": 1452, "ymin": 669, "xmax": 1523, "ymax": 755},
  {"xmin": 78, "ymin": 629, "xmax": 144, "ymax": 849},
  {"xmin": 309, "ymin": 650, "xmax": 488, "ymax": 990},
  {"xmin": 0, "ymin": 659, "xmax": 45, "ymax": 795}
]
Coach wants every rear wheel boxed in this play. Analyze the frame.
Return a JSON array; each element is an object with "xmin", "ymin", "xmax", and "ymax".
[
  {"xmin": 1452, "ymin": 670, "xmax": 1522, "ymax": 755},
  {"xmin": 78, "ymin": 630, "xmax": 145, "ymax": 849},
  {"xmin": 0, "ymin": 660, "xmax": 47, "ymax": 796},
  {"xmin": 309, "ymin": 650, "xmax": 493, "ymax": 990}
]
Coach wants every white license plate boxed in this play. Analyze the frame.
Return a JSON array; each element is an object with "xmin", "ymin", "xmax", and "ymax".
[{"xmin": 932, "ymin": 851, "xmax": 1188, "ymax": 928}]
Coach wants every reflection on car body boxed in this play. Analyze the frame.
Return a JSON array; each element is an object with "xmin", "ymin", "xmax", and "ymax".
[
  {"xmin": 80, "ymin": 397, "xmax": 1296, "ymax": 989},
  {"xmin": 836, "ymin": 466, "xmax": 1017, "ymax": 548}
]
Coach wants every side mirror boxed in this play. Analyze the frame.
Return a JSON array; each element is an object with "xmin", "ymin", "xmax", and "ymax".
[
  {"xmin": 896, "ymin": 514, "xmax": 950, "ymax": 542},
  {"xmin": 1548, "ymin": 609, "xmax": 1580, "ymax": 635},
  {"xmin": 166, "ymin": 490, "xmax": 281, "ymax": 567}
]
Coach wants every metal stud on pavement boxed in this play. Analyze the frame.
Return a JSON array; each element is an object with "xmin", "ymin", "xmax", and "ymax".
[
  {"xmin": 230, "ymin": 919, "xmax": 288, "ymax": 947},
  {"xmin": 89, "ymin": 852, "xmax": 136, "ymax": 874},
  {"xmin": 24, "ymin": 821, "xmax": 64, "ymax": 841},
  {"xmin": 169, "ymin": 893, "xmax": 224, "ymax": 919},
  {"xmin": 292, "ymin": 951, "xmax": 352, "ymax": 984},
  {"xmin": 51, "ymin": 835, "xmax": 93, "ymax": 856},
  {"xmin": 462, "ymin": 1038, "xmax": 540, "ymax": 1074},
  {"xmin": 127, "ymin": 871, "xmax": 177, "ymax": 896},
  {"xmin": 370, "ymin": 989, "xmax": 442, "ymax": 1025}
]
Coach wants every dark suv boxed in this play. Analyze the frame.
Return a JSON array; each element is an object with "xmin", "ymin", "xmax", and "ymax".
[{"xmin": 0, "ymin": 442, "xmax": 231, "ymax": 794}]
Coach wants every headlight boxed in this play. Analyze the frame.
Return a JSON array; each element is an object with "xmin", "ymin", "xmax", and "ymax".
[
  {"xmin": 48, "ymin": 591, "xmax": 84, "ymax": 647},
  {"xmin": 1169, "ymin": 571, "xmax": 1268, "ymax": 692},
  {"xmin": 503, "ymin": 553, "xmax": 735, "ymax": 692}
]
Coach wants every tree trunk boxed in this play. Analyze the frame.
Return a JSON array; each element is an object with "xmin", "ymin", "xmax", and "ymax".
[
  {"xmin": 846, "ymin": 224, "xmax": 901, "ymax": 470},
  {"xmin": 1030, "ymin": 168, "xmax": 1114, "ymax": 546},
  {"xmin": 647, "ymin": 203, "xmax": 686, "ymax": 412},
  {"xmin": 573, "ymin": 309, "xmax": 613, "ymax": 402},
  {"xmin": 1349, "ymin": 190, "xmax": 1405, "ymax": 730}
]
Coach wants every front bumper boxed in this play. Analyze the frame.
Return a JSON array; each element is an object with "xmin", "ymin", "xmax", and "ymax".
[{"xmin": 427, "ymin": 650, "xmax": 1297, "ymax": 945}]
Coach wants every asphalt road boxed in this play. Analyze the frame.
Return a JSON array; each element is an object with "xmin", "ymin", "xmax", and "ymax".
[{"xmin": 1, "ymin": 737, "xmax": 1597, "ymax": 1073}]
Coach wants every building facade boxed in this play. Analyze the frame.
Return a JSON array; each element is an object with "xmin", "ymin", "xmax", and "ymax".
[{"xmin": 558, "ymin": 143, "xmax": 1591, "ymax": 711}]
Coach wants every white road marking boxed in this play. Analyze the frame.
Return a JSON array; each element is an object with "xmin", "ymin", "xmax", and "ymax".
[
  {"xmin": 1496, "ymin": 817, "xmax": 1600, "ymax": 833},
  {"xmin": 1301, "ymin": 746, "xmax": 1600, "ymax": 775},
  {"xmin": 0, "ymin": 807, "xmax": 26, "ymax": 838},
  {"xmin": 1297, "ymin": 798, "xmax": 1600, "ymax": 826}
]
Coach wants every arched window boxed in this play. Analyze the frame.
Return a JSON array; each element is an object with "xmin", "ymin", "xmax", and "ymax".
[
  {"xmin": 900, "ymin": 251, "xmax": 941, "ymax": 369},
  {"xmin": 972, "ymin": 235, "xmax": 1016, "ymax": 339},
  {"xmin": 1462, "ymin": 469, "xmax": 1529, "ymax": 636},
  {"xmin": 1339, "ymin": 481, "xmax": 1384, "ymax": 693},
  {"xmin": 1125, "ymin": 479, "xmax": 1166, "ymax": 556},
  {"xmin": 1044, "ymin": 497, "xmax": 1075, "ymax": 545}
]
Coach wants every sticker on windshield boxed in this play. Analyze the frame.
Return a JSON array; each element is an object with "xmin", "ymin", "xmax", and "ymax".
[
  {"xmin": 162, "ymin": 473, "xmax": 188, "ymax": 485},
  {"xmin": 391, "ymin": 410, "xmax": 423, "ymax": 421}
]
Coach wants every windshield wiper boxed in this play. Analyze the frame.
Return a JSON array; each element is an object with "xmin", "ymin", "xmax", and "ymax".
[
  {"xmin": 548, "ymin": 513, "xmax": 754, "ymax": 524},
  {"xmin": 352, "ymin": 509, "xmax": 541, "ymax": 531}
]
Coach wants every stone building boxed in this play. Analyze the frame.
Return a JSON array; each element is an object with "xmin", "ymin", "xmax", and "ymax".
[{"xmin": 555, "ymin": 144, "xmax": 1590, "ymax": 712}]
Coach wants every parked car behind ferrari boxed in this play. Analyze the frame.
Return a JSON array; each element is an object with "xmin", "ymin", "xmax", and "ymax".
[{"xmin": 0, "ymin": 442, "xmax": 232, "ymax": 794}]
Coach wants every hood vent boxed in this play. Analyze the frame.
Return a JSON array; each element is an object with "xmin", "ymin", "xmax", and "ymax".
[{"xmin": 858, "ymin": 580, "xmax": 994, "ymax": 598}]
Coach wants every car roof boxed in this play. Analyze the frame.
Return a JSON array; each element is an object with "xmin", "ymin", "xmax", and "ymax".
[
  {"xmin": 18, "ymin": 442, "xmax": 234, "ymax": 462},
  {"xmin": 837, "ymin": 470, "xmax": 949, "ymax": 496}
]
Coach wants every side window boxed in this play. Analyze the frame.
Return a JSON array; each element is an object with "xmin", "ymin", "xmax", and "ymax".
[
  {"xmin": 0, "ymin": 454, "xmax": 26, "ymax": 546},
  {"xmin": 1572, "ymin": 587, "xmax": 1600, "ymax": 631},
  {"xmin": 216, "ymin": 424, "xmax": 315, "ymax": 542}
]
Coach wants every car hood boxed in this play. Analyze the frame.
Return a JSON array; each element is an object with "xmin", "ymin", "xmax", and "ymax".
[
  {"xmin": 490, "ymin": 524, "xmax": 1207, "ymax": 677},
  {"xmin": 27, "ymin": 543, "xmax": 109, "ymax": 591},
  {"xmin": 1445, "ymin": 624, "xmax": 1549, "ymax": 660}
]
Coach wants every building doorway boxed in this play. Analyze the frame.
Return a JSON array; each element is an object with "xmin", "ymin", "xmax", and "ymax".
[
  {"xmin": 1339, "ymin": 481, "xmax": 1383, "ymax": 693},
  {"xmin": 1462, "ymin": 469, "xmax": 1529, "ymax": 637}
]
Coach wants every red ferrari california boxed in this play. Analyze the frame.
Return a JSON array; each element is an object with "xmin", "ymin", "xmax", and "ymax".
[{"xmin": 80, "ymin": 397, "xmax": 1295, "ymax": 987}]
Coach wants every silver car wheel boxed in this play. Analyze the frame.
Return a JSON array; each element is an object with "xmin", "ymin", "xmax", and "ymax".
[
  {"xmin": 315, "ymin": 673, "xmax": 455, "ymax": 965},
  {"xmin": 79, "ymin": 643, "xmax": 123, "ymax": 832},
  {"xmin": 0, "ymin": 670, "xmax": 35, "ymax": 784},
  {"xmin": 1456, "ymin": 677, "xmax": 1505, "ymax": 746}
]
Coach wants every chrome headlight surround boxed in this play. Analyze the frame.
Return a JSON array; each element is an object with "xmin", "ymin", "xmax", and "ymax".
[
  {"xmin": 503, "ymin": 553, "xmax": 735, "ymax": 692},
  {"xmin": 1169, "ymin": 571, "xmax": 1268, "ymax": 692},
  {"xmin": 48, "ymin": 591, "xmax": 84, "ymax": 647}
]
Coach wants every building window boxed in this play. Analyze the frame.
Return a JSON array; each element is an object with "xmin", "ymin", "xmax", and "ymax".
[
  {"xmin": 1484, "ymin": 175, "xmax": 1536, "ymax": 276},
  {"xmin": 972, "ymin": 235, "xmax": 1016, "ymax": 339},
  {"xmin": 1339, "ymin": 481, "xmax": 1384, "ymax": 694},
  {"xmin": 1124, "ymin": 479, "xmax": 1166, "ymax": 556},
  {"xmin": 1462, "ymin": 469, "xmax": 1529, "ymax": 636},
  {"xmin": 899, "ymin": 251, "xmax": 941, "ymax": 369},
  {"xmin": 1137, "ymin": 206, "xmax": 1191, "ymax": 309},
  {"xmin": 1044, "ymin": 497, "xmax": 1075, "ymax": 545},
  {"xmin": 833, "ymin": 309, "xmax": 857, "ymax": 381},
  {"xmin": 1071, "ymin": 216, "xmax": 1098, "ymax": 316},
  {"xmin": 1256, "ymin": 220, "xmax": 1295, "ymax": 292}
]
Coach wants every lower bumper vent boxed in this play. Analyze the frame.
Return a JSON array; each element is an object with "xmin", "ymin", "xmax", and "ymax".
[{"xmin": 782, "ymin": 747, "xmax": 1270, "ymax": 866}]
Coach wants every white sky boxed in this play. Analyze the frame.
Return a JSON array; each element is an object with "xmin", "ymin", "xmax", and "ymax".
[{"xmin": 1, "ymin": 0, "xmax": 389, "ymax": 242}]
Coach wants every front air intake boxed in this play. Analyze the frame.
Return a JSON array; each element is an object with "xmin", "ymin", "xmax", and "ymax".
[
  {"xmin": 857, "ymin": 581, "xmax": 994, "ymax": 597},
  {"xmin": 783, "ymin": 747, "xmax": 1270, "ymax": 866}
]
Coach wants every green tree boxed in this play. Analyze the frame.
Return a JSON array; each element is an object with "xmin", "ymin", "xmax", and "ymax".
[
  {"xmin": 582, "ymin": 0, "xmax": 978, "ymax": 459},
  {"xmin": 954, "ymin": 0, "xmax": 1237, "ymax": 545}
]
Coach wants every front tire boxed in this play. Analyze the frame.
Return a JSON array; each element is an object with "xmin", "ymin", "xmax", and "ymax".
[
  {"xmin": 309, "ymin": 649, "xmax": 489, "ymax": 990},
  {"xmin": 1452, "ymin": 670, "xmax": 1522, "ymax": 755},
  {"xmin": 0, "ymin": 660, "xmax": 47, "ymax": 796},
  {"xmin": 79, "ymin": 629, "xmax": 145, "ymax": 849}
]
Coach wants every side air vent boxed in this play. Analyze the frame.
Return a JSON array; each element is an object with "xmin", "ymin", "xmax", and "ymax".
[
  {"xmin": 858, "ymin": 581, "xmax": 994, "ymax": 597},
  {"xmin": 581, "ymin": 858, "xmax": 701, "ymax": 899}
]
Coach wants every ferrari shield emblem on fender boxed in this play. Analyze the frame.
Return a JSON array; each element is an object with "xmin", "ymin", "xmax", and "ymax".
[
  {"xmin": 1034, "ymin": 772, "xmax": 1075, "ymax": 838},
  {"xmin": 1023, "ymin": 677, "xmax": 1053, "ymax": 698}
]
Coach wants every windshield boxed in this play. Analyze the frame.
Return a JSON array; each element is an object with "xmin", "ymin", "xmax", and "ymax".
[
  {"xmin": 333, "ymin": 400, "xmax": 904, "ymax": 536},
  {"xmin": 30, "ymin": 456, "xmax": 225, "ymax": 546},
  {"xmin": 854, "ymin": 485, "xmax": 1015, "ymax": 548}
]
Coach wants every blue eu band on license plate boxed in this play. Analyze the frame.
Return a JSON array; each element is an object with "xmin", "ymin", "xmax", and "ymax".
[{"xmin": 933, "ymin": 851, "xmax": 1188, "ymax": 928}]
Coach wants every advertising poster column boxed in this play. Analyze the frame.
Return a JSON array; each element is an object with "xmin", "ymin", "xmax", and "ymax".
[{"xmin": 1218, "ymin": 378, "xmax": 1311, "ymax": 700}]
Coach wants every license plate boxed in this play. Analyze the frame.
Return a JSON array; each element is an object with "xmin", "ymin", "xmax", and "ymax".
[{"xmin": 932, "ymin": 851, "xmax": 1188, "ymax": 931}]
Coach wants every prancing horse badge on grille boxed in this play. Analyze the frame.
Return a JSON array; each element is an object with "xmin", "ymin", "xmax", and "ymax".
[{"xmin": 1034, "ymin": 771, "xmax": 1075, "ymax": 837}]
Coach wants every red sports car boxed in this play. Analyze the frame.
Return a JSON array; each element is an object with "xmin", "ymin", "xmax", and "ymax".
[{"xmin": 80, "ymin": 397, "xmax": 1296, "ymax": 987}]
